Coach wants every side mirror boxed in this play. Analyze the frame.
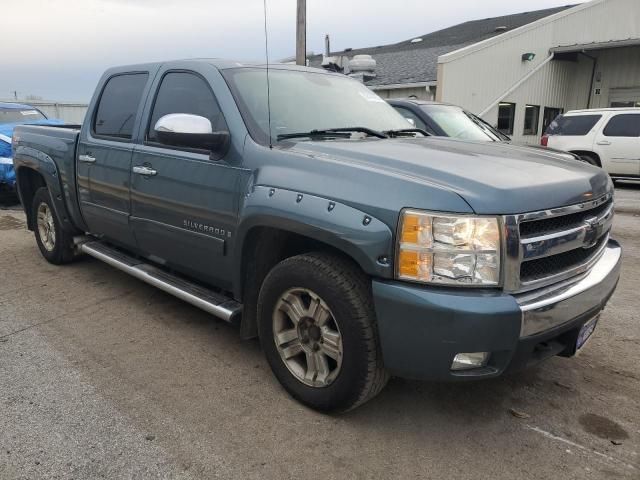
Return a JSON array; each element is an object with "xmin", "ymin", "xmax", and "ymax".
[
  {"xmin": 405, "ymin": 117, "xmax": 416, "ymax": 127},
  {"xmin": 154, "ymin": 113, "xmax": 229, "ymax": 156}
]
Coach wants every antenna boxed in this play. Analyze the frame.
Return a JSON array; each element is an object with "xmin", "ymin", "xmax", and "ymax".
[{"xmin": 263, "ymin": 0, "xmax": 273, "ymax": 149}]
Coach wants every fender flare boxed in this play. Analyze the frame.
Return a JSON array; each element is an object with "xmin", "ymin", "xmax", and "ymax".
[
  {"xmin": 14, "ymin": 146, "xmax": 79, "ymax": 233},
  {"xmin": 232, "ymin": 186, "xmax": 395, "ymax": 295}
]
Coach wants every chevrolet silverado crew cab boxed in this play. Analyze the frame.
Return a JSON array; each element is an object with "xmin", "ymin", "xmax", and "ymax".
[{"xmin": 12, "ymin": 60, "xmax": 621, "ymax": 412}]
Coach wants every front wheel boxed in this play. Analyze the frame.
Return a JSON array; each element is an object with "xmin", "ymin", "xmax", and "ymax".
[
  {"xmin": 258, "ymin": 252, "xmax": 389, "ymax": 412},
  {"xmin": 32, "ymin": 187, "xmax": 75, "ymax": 264}
]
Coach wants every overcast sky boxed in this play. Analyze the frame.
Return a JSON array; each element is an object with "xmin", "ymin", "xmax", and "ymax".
[{"xmin": 2, "ymin": 0, "xmax": 582, "ymax": 102}]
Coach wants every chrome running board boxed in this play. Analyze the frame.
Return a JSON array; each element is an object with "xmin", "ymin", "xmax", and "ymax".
[{"xmin": 80, "ymin": 241, "xmax": 242, "ymax": 322}]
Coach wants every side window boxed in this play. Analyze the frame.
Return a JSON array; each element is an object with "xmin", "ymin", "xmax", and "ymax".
[
  {"xmin": 94, "ymin": 73, "xmax": 149, "ymax": 140},
  {"xmin": 392, "ymin": 106, "xmax": 428, "ymax": 132},
  {"xmin": 497, "ymin": 102, "xmax": 516, "ymax": 135},
  {"xmin": 147, "ymin": 72, "xmax": 227, "ymax": 143},
  {"xmin": 603, "ymin": 114, "xmax": 640, "ymax": 137}
]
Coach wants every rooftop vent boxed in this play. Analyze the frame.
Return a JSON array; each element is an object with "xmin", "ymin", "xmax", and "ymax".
[{"xmin": 348, "ymin": 54, "xmax": 377, "ymax": 82}]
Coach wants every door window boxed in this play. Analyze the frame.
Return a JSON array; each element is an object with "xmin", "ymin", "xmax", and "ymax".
[
  {"xmin": 603, "ymin": 114, "xmax": 640, "ymax": 137},
  {"xmin": 147, "ymin": 72, "xmax": 227, "ymax": 143},
  {"xmin": 93, "ymin": 73, "xmax": 149, "ymax": 140}
]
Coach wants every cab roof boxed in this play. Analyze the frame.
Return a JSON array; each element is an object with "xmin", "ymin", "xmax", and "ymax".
[{"xmin": 0, "ymin": 102, "xmax": 38, "ymax": 110}]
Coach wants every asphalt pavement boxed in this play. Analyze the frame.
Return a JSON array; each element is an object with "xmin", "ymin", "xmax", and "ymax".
[{"xmin": 0, "ymin": 184, "xmax": 638, "ymax": 479}]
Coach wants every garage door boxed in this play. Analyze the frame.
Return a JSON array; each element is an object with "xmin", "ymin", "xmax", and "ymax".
[{"xmin": 609, "ymin": 88, "xmax": 640, "ymax": 107}]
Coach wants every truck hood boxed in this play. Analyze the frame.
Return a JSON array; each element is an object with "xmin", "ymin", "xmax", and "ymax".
[{"xmin": 287, "ymin": 137, "xmax": 612, "ymax": 214}]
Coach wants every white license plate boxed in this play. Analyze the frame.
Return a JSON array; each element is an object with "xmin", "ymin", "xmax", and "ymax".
[{"xmin": 576, "ymin": 315, "xmax": 599, "ymax": 350}]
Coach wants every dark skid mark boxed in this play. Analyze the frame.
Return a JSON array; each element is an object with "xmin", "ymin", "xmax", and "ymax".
[
  {"xmin": 579, "ymin": 413, "xmax": 630, "ymax": 440},
  {"xmin": 0, "ymin": 215, "xmax": 26, "ymax": 231}
]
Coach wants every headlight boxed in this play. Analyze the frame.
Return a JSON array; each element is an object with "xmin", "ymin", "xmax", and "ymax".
[{"xmin": 397, "ymin": 210, "xmax": 501, "ymax": 286}]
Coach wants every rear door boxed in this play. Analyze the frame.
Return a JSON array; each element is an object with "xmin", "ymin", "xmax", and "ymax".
[
  {"xmin": 77, "ymin": 71, "xmax": 152, "ymax": 247},
  {"xmin": 594, "ymin": 112, "xmax": 640, "ymax": 177},
  {"xmin": 129, "ymin": 66, "xmax": 245, "ymax": 289}
]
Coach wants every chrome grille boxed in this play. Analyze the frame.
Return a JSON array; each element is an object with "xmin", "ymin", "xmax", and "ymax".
[{"xmin": 503, "ymin": 193, "xmax": 614, "ymax": 293}]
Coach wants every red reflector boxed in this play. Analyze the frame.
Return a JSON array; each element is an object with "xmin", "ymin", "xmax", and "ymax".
[{"xmin": 541, "ymin": 135, "xmax": 549, "ymax": 147}]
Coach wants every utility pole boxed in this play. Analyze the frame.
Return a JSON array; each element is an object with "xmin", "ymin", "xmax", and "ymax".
[{"xmin": 296, "ymin": 0, "xmax": 306, "ymax": 66}]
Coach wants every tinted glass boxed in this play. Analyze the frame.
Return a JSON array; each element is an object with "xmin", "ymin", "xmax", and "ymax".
[
  {"xmin": 603, "ymin": 114, "xmax": 640, "ymax": 137},
  {"xmin": 542, "ymin": 107, "xmax": 563, "ymax": 133},
  {"xmin": 223, "ymin": 68, "xmax": 413, "ymax": 144},
  {"xmin": 148, "ymin": 72, "xmax": 226, "ymax": 142},
  {"xmin": 546, "ymin": 114, "xmax": 601, "ymax": 136},
  {"xmin": 392, "ymin": 106, "xmax": 428, "ymax": 131},
  {"xmin": 0, "ymin": 108, "xmax": 47, "ymax": 125},
  {"xmin": 497, "ymin": 103, "xmax": 515, "ymax": 135},
  {"xmin": 94, "ymin": 73, "xmax": 148, "ymax": 139}
]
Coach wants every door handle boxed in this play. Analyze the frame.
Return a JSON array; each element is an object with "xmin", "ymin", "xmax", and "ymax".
[
  {"xmin": 79, "ymin": 154, "xmax": 96, "ymax": 163},
  {"xmin": 132, "ymin": 165, "xmax": 157, "ymax": 176},
  {"xmin": 596, "ymin": 140, "xmax": 611, "ymax": 146}
]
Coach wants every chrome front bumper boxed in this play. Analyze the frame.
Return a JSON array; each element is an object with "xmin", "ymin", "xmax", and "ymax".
[{"xmin": 516, "ymin": 239, "xmax": 622, "ymax": 338}]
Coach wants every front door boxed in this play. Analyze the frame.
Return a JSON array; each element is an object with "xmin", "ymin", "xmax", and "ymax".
[
  {"xmin": 594, "ymin": 112, "xmax": 640, "ymax": 177},
  {"xmin": 130, "ymin": 70, "xmax": 245, "ymax": 289},
  {"xmin": 77, "ymin": 72, "xmax": 150, "ymax": 247}
]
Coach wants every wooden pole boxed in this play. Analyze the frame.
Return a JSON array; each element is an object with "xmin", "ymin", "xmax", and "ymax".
[{"xmin": 296, "ymin": 0, "xmax": 306, "ymax": 66}]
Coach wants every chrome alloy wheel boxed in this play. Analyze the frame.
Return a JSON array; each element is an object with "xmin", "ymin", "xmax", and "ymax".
[
  {"xmin": 36, "ymin": 202, "xmax": 56, "ymax": 252},
  {"xmin": 272, "ymin": 288, "xmax": 343, "ymax": 387}
]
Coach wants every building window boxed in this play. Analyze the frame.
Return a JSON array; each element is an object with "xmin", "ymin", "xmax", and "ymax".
[
  {"xmin": 523, "ymin": 105, "xmax": 540, "ymax": 135},
  {"xmin": 542, "ymin": 107, "xmax": 563, "ymax": 133},
  {"xmin": 497, "ymin": 103, "xmax": 516, "ymax": 135}
]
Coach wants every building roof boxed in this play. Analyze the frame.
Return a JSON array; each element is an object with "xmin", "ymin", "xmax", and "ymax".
[{"xmin": 308, "ymin": 5, "xmax": 576, "ymax": 87}]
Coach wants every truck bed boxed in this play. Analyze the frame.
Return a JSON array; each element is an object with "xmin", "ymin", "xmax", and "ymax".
[{"xmin": 12, "ymin": 124, "xmax": 84, "ymax": 232}]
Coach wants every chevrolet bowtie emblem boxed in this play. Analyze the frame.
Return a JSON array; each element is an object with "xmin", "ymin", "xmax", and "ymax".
[{"xmin": 583, "ymin": 217, "xmax": 600, "ymax": 248}]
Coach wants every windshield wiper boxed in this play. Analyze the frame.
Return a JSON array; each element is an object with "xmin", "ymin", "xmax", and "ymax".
[
  {"xmin": 383, "ymin": 128, "xmax": 430, "ymax": 138},
  {"xmin": 277, "ymin": 127, "xmax": 388, "ymax": 141}
]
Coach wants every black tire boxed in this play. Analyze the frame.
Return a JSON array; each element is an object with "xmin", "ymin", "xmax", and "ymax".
[
  {"xmin": 32, "ymin": 187, "xmax": 75, "ymax": 264},
  {"xmin": 579, "ymin": 153, "xmax": 600, "ymax": 167},
  {"xmin": 257, "ymin": 252, "xmax": 389, "ymax": 413}
]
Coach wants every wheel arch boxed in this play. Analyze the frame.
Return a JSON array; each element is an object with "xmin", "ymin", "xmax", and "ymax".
[
  {"xmin": 569, "ymin": 150, "xmax": 601, "ymax": 167},
  {"xmin": 233, "ymin": 187, "xmax": 395, "ymax": 338}
]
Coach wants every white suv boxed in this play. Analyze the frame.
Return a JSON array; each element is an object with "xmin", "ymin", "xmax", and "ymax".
[{"xmin": 542, "ymin": 108, "xmax": 640, "ymax": 180}]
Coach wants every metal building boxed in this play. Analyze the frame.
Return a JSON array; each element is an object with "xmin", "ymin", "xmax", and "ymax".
[{"xmin": 437, "ymin": 0, "xmax": 640, "ymax": 143}]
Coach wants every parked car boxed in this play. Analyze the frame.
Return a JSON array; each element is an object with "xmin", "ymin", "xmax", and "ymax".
[
  {"xmin": 542, "ymin": 108, "xmax": 640, "ymax": 180},
  {"xmin": 12, "ymin": 60, "xmax": 621, "ymax": 412},
  {"xmin": 0, "ymin": 102, "xmax": 63, "ymax": 202},
  {"xmin": 388, "ymin": 99, "xmax": 581, "ymax": 161}
]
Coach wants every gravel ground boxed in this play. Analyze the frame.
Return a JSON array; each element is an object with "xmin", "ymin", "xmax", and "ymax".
[{"xmin": 0, "ymin": 185, "xmax": 638, "ymax": 480}]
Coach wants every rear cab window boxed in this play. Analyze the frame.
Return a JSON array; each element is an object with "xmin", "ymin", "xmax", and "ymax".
[
  {"xmin": 545, "ymin": 114, "xmax": 602, "ymax": 136},
  {"xmin": 93, "ymin": 73, "xmax": 149, "ymax": 141}
]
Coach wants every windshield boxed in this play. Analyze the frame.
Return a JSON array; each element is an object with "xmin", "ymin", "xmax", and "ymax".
[
  {"xmin": 0, "ymin": 107, "xmax": 47, "ymax": 125},
  {"xmin": 223, "ymin": 68, "xmax": 413, "ymax": 143},
  {"xmin": 421, "ymin": 105, "xmax": 505, "ymax": 142}
]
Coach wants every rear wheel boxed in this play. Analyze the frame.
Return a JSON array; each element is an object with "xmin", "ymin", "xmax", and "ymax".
[
  {"xmin": 32, "ymin": 187, "xmax": 75, "ymax": 264},
  {"xmin": 579, "ymin": 153, "xmax": 600, "ymax": 167},
  {"xmin": 258, "ymin": 252, "xmax": 389, "ymax": 412}
]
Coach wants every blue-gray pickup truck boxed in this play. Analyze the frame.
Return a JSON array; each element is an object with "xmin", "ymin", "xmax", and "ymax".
[{"xmin": 12, "ymin": 60, "xmax": 621, "ymax": 412}]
